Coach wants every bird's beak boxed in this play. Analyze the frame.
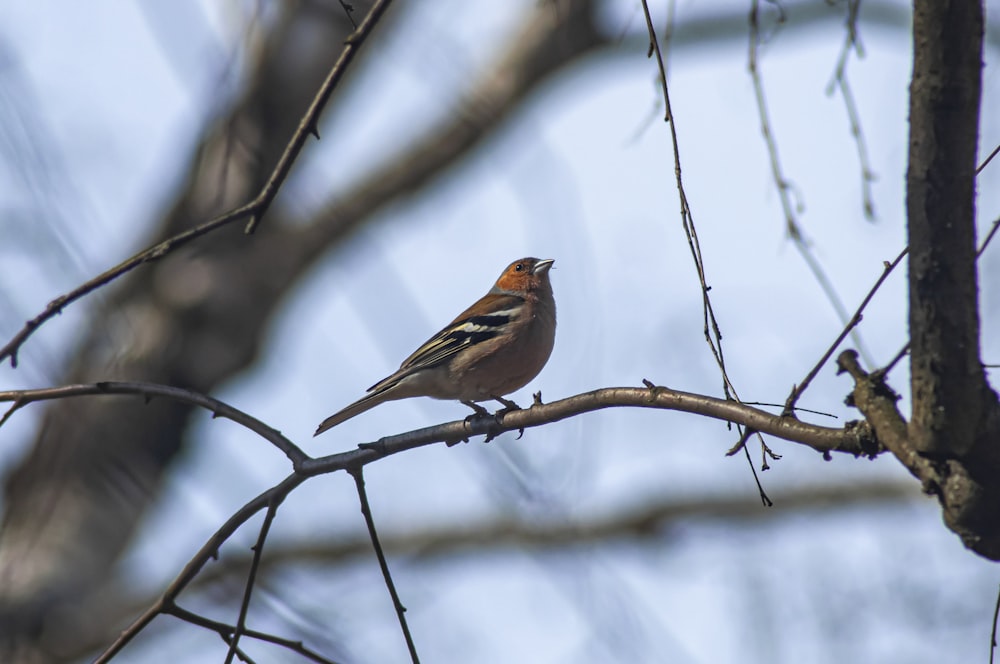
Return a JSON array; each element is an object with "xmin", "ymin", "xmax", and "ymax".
[{"xmin": 532, "ymin": 258, "xmax": 555, "ymax": 275}]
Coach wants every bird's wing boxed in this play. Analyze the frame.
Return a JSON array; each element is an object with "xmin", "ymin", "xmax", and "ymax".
[{"xmin": 367, "ymin": 296, "xmax": 523, "ymax": 391}]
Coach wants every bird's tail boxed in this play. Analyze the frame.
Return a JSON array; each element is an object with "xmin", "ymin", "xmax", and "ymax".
[{"xmin": 313, "ymin": 384, "xmax": 397, "ymax": 436}]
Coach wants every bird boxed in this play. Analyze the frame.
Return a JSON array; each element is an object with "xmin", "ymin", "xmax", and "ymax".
[{"xmin": 314, "ymin": 257, "xmax": 557, "ymax": 436}]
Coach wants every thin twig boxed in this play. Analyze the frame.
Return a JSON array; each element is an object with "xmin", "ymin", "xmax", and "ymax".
[
  {"xmin": 166, "ymin": 604, "xmax": 340, "ymax": 664},
  {"xmin": 641, "ymin": 0, "xmax": 774, "ymax": 485},
  {"xmin": 0, "ymin": 202, "xmax": 253, "ymax": 369},
  {"xmin": 225, "ymin": 500, "xmax": 281, "ymax": 664},
  {"xmin": 661, "ymin": 0, "xmax": 677, "ymax": 75},
  {"xmin": 784, "ymin": 247, "xmax": 908, "ymax": 415},
  {"xmin": 826, "ymin": 0, "xmax": 877, "ymax": 220},
  {"xmin": 977, "ymin": 142, "xmax": 1000, "ymax": 175},
  {"xmin": 991, "ymin": 583, "xmax": 1000, "ymax": 664},
  {"xmin": 743, "ymin": 442, "xmax": 773, "ymax": 506},
  {"xmin": 881, "ymin": 213, "xmax": 1000, "ymax": 377},
  {"xmin": 244, "ymin": 0, "xmax": 393, "ymax": 234},
  {"xmin": 94, "ymin": 473, "xmax": 306, "ymax": 663},
  {"xmin": 349, "ymin": 467, "xmax": 420, "ymax": 664},
  {"xmin": 638, "ymin": 2, "xmax": 735, "ymax": 396},
  {"xmin": 0, "ymin": 381, "xmax": 307, "ymax": 465},
  {"xmin": 0, "ymin": 0, "xmax": 395, "ymax": 368},
  {"xmin": 748, "ymin": 0, "xmax": 875, "ymax": 367},
  {"xmin": 337, "ymin": 0, "xmax": 357, "ymax": 28},
  {"xmin": 979, "ymin": 216, "xmax": 1000, "ymax": 258},
  {"xmin": 741, "ymin": 401, "xmax": 837, "ymax": 419}
]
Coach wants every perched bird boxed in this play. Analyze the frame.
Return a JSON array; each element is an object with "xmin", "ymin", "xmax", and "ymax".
[{"xmin": 315, "ymin": 257, "xmax": 557, "ymax": 436}]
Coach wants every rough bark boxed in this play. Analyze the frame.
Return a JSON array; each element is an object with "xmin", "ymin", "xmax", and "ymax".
[
  {"xmin": 906, "ymin": 0, "xmax": 1000, "ymax": 557},
  {"xmin": 858, "ymin": 0, "xmax": 1000, "ymax": 559},
  {"xmin": 907, "ymin": 0, "xmax": 989, "ymax": 457}
]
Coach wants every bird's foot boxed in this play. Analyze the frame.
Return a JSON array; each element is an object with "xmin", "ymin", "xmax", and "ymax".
[
  {"xmin": 462, "ymin": 400, "xmax": 491, "ymax": 417},
  {"xmin": 492, "ymin": 395, "xmax": 521, "ymax": 416},
  {"xmin": 490, "ymin": 395, "xmax": 525, "ymax": 440}
]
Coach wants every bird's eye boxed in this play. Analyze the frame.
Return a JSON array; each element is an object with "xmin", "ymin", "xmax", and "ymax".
[{"xmin": 514, "ymin": 263, "xmax": 525, "ymax": 272}]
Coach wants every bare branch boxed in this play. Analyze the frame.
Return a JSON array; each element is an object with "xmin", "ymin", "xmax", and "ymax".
[
  {"xmin": 0, "ymin": 382, "xmax": 307, "ymax": 465},
  {"xmin": 642, "ymin": 0, "xmax": 779, "ymax": 495},
  {"xmin": 836, "ymin": 350, "xmax": 931, "ymax": 482},
  {"xmin": 349, "ymin": 468, "xmax": 420, "ymax": 663},
  {"xmin": 243, "ymin": 0, "xmax": 393, "ymax": 234},
  {"xmin": 0, "ymin": 0, "xmax": 395, "ymax": 368},
  {"xmin": 882, "ymin": 212, "xmax": 1000, "ymax": 379},
  {"xmin": 826, "ymin": 0, "xmax": 877, "ymax": 220},
  {"xmin": 991, "ymin": 583, "xmax": 1000, "ymax": 664},
  {"xmin": 92, "ymin": 375, "xmax": 881, "ymax": 660},
  {"xmin": 335, "ymin": 384, "xmax": 875, "ymax": 463},
  {"xmin": 166, "ymin": 604, "xmax": 340, "ymax": 664},
  {"xmin": 784, "ymin": 247, "xmax": 908, "ymax": 416},
  {"xmin": 748, "ymin": 0, "xmax": 875, "ymax": 367},
  {"xmin": 225, "ymin": 500, "xmax": 281, "ymax": 664},
  {"xmin": 95, "ymin": 473, "xmax": 306, "ymax": 663},
  {"xmin": 977, "ymin": 142, "xmax": 1000, "ymax": 175}
]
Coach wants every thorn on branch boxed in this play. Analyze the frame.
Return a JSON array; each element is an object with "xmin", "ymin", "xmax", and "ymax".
[
  {"xmin": 641, "ymin": 378, "xmax": 667, "ymax": 401},
  {"xmin": 358, "ymin": 438, "xmax": 387, "ymax": 454},
  {"xmin": 445, "ymin": 435, "xmax": 469, "ymax": 447}
]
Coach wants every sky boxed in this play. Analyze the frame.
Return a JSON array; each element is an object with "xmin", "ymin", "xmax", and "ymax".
[{"xmin": 1, "ymin": 1, "xmax": 1000, "ymax": 662}]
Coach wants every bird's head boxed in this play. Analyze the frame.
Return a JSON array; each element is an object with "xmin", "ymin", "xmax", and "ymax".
[{"xmin": 493, "ymin": 257, "xmax": 555, "ymax": 295}]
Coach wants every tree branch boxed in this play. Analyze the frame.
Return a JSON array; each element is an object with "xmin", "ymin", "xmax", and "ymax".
[
  {"xmin": 906, "ymin": 0, "xmax": 987, "ymax": 457},
  {"xmin": 0, "ymin": 382, "xmax": 307, "ymax": 465},
  {"xmin": 0, "ymin": 0, "xmax": 394, "ymax": 368}
]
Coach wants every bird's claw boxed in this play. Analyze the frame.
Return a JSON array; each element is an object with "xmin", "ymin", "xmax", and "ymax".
[
  {"xmin": 491, "ymin": 395, "xmax": 521, "ymax": 417},
  {"xmin": 462, "ymin": 400, "xmax": 491, "ymax": 417}
]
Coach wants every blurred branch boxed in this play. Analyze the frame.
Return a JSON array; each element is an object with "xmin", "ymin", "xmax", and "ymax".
[
  {"xmin": 825, "ymin": 0, "xmax": 877, "ymax": 220},
  {"xmin": 95, "ymin": 477, "xmax": 918, "ymax": 662},
  {"xmin": 748, "ymin": 0, "xmax": 875, "ymax": 367},
  {"xmin": 206, "ymin": 480, "xmax": 922, "ymax": 567}
]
